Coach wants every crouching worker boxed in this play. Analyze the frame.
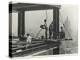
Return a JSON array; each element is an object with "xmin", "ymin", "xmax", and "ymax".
[{"xmin": 26, "ymin": 33, "xmax": 32, "ymax": 48}]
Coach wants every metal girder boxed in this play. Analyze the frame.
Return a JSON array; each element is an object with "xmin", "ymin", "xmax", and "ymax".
[
  {"xmin": 9, "ymin": 3, "xmax": 61, "ymax": 12},
  {"xmin": 18, "ymin": 11, "xmax": 25, "ymax": 37},
  {"xmin": 53, "ymin": 8, "xmax": 59, "ymax": 39}
]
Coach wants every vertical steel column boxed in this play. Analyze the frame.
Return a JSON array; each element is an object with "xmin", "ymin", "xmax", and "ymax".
[
  {"xmin": 18, "ymin": 11, "xmax": 25, "ymax": 37},
  {"xmin": 53, "ymin": 8, "xmax": 59, "ymax": 39},
  {"xmin": 53, "ymin": 8, "xmax": 60, "ymax": 55},
  {"xmin": 9, "ymin": 3, "xmax": 12, "ymax": 57},
  {"xmin": 9, "ymin": 13, "xmax": 12, "ymax": 57}
]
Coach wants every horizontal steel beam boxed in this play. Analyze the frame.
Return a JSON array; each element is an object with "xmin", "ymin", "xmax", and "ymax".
[{"xmin": 9, "ymin": 3, "xmax": 61, "ymax": 12}]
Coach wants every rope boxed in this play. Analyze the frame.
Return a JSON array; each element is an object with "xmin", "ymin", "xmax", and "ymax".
[
  {"xmin": 45, "ymin": 10, "xmax": 48, "ymax": 20},
  {"xmin": 35, "ymin": 29, "xmax": 42, "ymax": 38}
]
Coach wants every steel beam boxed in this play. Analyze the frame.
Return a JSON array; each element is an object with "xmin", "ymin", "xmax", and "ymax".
[
  {"xmin": 18, "ymin": 11, "xmax": 25, "ymax": 37},
  {"xmin": 53, "ymin": 8, "xmax": 59, "ymax": 39}
]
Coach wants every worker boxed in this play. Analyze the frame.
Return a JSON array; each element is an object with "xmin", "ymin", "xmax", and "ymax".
[
  {"xmin": 26, "ymin": 33, "xmax": 32, "ymax": 48},
  {"xmin": 49, "ymin": 21, "xmax": 54, "ymax": 39},
  {"xmin": 60, "ymin": 26, "xmax": 65, "ymax": 39},
  {"xmin": 59, "ymin": 26, "xmax": 65, "ymax": 54}
]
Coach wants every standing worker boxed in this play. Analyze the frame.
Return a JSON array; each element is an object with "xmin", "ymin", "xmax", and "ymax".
[
  {"xmin": 49, "ymin": 21, "xmax": 54, "ymax": 39},
  {"xmin": 59, "ymin": 26, "xmax": 66, "ymax": 54},
  {"xmin": 60, "ymin": 26, "xmax": 65, "ymax": 39}
]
